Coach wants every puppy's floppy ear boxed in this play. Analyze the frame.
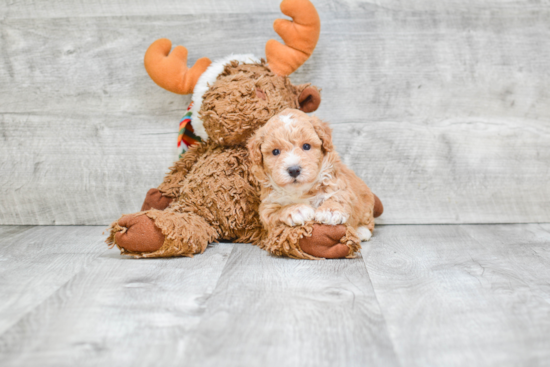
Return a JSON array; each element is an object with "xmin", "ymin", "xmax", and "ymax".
[
  {"xmin": 310, "ymin": 116, "xmax": 334, "ymax": 152},
  {"xmin": 247, "ymin": 132, "xmax": 268, "ymax": 182},
  {"xmin": 247, "ymin": 132, "xmax": 263, "ymax": 166}
]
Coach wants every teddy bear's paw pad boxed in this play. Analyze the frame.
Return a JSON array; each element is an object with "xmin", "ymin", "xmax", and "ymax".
[
  {"xmin": 141, "ymin": 188, "xmax": 173, "ymax": 211},
  {"xmin": 115, "ymin": 214, "xmax": 165, "ymax": 253},
  {"xmin": 314, "ymin": 209, "xmax": 349, "ymax": 225},
  {"xmin": 285, "ymin": 205, "xmax": 315, "ymax": 226},
  {"xmin": 299, "ymin": 224, "xmax": 350, "ymax": 259},
  {"xmin": 357, "ymin": 226, "xmax": 372, "ymax": 242}
]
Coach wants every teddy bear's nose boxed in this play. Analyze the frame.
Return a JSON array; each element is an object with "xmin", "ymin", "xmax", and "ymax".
[{"xmin": 288, "ymin": 166, "xmax": 301, "ymax": 178}]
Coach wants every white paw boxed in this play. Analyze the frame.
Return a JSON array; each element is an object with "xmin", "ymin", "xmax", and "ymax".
[
  {"xmin": 284, "ymin": 205, "xmax": 315, "ymax": 226},
  {"xmin": 357, "ymin": 226, "xmax": 372, "ymax": 241},
  {"xmin": 315, "ymin": 209, "xmax": 349, "ymax": 225}
]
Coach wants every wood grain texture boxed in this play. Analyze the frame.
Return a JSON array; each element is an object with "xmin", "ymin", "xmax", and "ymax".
[
  {"xmin": 182, "ymin": 244, "xmax": 399, "ymax": 367},
  {"xmin": 363, "ymin": 224, "xmax": 550, "ymax": 367},
  {"xmin": 1, "ymin": 224, "xmax": 549, "ymax": 365},
  {"xmin": 1, "ymin": 1, "xmax": 549, "ymax": 225},
  {"xmin": 1, "ymin": 0, "xmax": 548, "ymax": 19},
  {"xmin": 0, "ymin": 226, "xmax": 33, "ymax": 242},
  {"xmin": 0, "ymin": 229, "xmax": 234, "ymax": 366},
  {"xmin": 0, "ymin": 113, "xmax": 176, "ymax": 225},
  {"xmin": 0, "ymin": 226, "xmax": 105, "ymax": 335},
  {"xmin": 334, "ymin": 119, "xmax": 550, "ymax": 224}
]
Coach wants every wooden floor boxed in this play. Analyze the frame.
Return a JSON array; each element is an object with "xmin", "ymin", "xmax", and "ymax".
[{"xmin": 0, "ymin": 225, "xmax": 548, "ymax": 366}]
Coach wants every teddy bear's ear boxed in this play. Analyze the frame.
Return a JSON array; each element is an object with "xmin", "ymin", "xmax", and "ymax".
[
  {"xmin": 310, "ymin": 116, "xmax": 334, "ymax": 153},
  {"xmin": 298, "ymin": 86, "xmax": 321, "ymax": 113}
]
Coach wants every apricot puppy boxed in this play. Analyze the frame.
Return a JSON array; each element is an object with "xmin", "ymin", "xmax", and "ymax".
[{"xmin": 247, "ymin": 108, "xmax": 376, "ymax": 242}]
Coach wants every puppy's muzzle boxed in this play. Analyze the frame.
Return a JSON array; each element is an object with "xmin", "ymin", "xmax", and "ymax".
[{"xmin": 288, "ymin": 165, "xmax": 301, "ymax": 178}]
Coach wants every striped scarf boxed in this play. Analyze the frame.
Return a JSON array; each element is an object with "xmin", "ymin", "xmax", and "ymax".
[{"xmin": 177, "ymin": 102, "xmax": 202, "ymax": 158}]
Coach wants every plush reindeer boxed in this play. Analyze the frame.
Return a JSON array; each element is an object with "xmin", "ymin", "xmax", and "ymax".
[{"xmin": 107, "ymin": 0, "xmax": 383, "ymax": 259}]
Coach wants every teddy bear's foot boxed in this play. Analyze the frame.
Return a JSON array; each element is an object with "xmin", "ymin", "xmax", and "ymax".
[
  {"xmin": 258, "ymin": 223, "xmax": 361, "ymax": 260},
  {"xmin": 107, "ymin": 209, "xmax": 218, "ymax": 258},
  {"xmin": 110, "ymin": 213, "xmax": 165, "ymax": 253},
  {"xmin": 299, "ymin": 224, "xmax": 349, "ymax": 258},
  {"xmin": 299, "ymin": 224, "xmax": 361, "ymax": 259},
  {"xmin": 373, "ymin": 193, "xmax": 384, "ymax": 218},
  {"xmin": 141, "ymin": 188, "xmax": 173, "ymax": 211},
  {"xmin": 258, "ymin": 222, "xmax": 318, "ymax": 260}
]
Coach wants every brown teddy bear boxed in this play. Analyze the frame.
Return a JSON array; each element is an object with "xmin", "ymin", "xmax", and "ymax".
[{"xmin": 107, "ymin": 0, "xmax": 383, "ymax": 259}]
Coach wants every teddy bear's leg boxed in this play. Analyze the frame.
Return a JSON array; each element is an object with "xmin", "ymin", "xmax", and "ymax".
[
  {"xmin": 299, "ymin": 224, "xmax": 361, "ymax": 259},
  {"xmin": 140, "ymin": 142, "xmax": 212, "ymax": 211},
  {"xmin": 107, "ymin": 213, "xmax": 165, "ymax": 252},
  {"xmin": 259, "ymin": 223, "xmax": 361, "ymax": 260},
  {"xmin": 107, "ymin": 209, "xmax": 218, "ymax": 258},
  {"xmin": 373, "ymin": 193, "xmax": 384, "ymax": 218},
  {"xmin": 299, "ymin": 224, "xmax": 350, "ymax": 258},
  {"xmin": 141, "ymin": 188, "xmax": 173, "ymax": 211},
  {"xmin": 258, "ymin": 222, "xmax": 317, "ymax": 259}
]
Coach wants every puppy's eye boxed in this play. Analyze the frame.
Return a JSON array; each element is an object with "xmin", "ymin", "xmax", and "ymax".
[
  {"xmin": 272, "ymin": 149, "xmax": 280, "ymax": 156},
  {"xmin": 302, "ymin": 144, "xmax": 311, "ymax": 151}
]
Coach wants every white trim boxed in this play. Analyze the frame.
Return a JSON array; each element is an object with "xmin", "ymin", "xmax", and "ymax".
[{"xmin": 190, "ymin": 54, "xmax": 261, "ymax": 141}]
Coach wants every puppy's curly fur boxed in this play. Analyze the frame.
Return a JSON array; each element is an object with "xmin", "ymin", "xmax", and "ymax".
[{"xmin": 248, "ymin": 109, "xmax": 376, "ymax": 243}]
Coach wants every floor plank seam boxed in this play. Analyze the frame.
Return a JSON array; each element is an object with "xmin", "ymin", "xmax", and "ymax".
[
  {"xmin": 174, "ymin": 242, "xmax": 240, "ymax": 362},
  {"xmin": 358, "ymin": 252, "xmax": 404, "ymax": 367}
]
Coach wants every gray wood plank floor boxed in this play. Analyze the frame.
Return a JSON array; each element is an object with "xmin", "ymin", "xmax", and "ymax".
[{"xmin": 1, "ymin": 224, "xmax": 549, "ymax": 366}]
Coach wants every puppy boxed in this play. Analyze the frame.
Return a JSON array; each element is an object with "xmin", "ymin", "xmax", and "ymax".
[{"xmin": 247, "ymin": 108, "xmax": 376, "ymax": 242}]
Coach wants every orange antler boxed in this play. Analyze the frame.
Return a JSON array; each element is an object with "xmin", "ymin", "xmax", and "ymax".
[
  {"xmin": 266, "ymin": 0, "xmax": 321, "ymax": 76},
  {"xmin": 144, "ymin": 38, "xmax": 212, "ymax": 95}
]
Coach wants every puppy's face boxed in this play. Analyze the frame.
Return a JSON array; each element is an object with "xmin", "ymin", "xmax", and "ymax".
[{"xmin": 248, "ymin": 109, "xmax": 334, "ymax": 192}]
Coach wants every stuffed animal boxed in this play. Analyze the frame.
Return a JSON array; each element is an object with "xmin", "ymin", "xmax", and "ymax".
[{"xmin": 106, "ymin": 0, "xmax": 383, "ymax": 259}]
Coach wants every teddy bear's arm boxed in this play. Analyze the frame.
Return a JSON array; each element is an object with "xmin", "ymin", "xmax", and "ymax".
[{"xmin": 157, "ymin": 142, "xmax": 211, "ymax": 198}]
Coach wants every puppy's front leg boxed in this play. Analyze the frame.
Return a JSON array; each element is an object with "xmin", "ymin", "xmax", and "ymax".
[
  {"xmin": 279, "ymin": 204, "xmax": 315, "ymax": 227},
  {"xmin": 260, "ymin": 202, "xmax": 314, "ymax": 227},
  {"xmin": 315, "ymin": 201, "xmax": 350, "ymax": 226}
]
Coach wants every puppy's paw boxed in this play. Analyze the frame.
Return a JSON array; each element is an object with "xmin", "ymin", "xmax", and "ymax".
[
  {"xmin": 315, "ymin": 209, "xmax": 349, "ymax": 225},
  {"xmin": 357, "ymin": 226, "xmax": 372, "ymax": 241},
  {"xmin": 284, "ymin": 205, "xmax": 315, "ymax": 226}
]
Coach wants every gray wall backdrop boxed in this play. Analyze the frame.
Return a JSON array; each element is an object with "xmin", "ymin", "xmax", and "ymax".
[{"xmin": 1, "ymin": 0, "xmax": 549, "ymax": 225}]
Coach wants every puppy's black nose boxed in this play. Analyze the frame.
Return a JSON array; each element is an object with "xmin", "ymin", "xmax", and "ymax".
[{"xmin": 288, "ymin": 166, "xmax": 301, "ymax": 178}]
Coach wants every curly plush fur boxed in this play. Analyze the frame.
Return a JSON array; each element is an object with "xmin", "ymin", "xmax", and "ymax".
[{"xmin": 201, "ymin": 61, "xmax": 303, "ymax": 146}]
